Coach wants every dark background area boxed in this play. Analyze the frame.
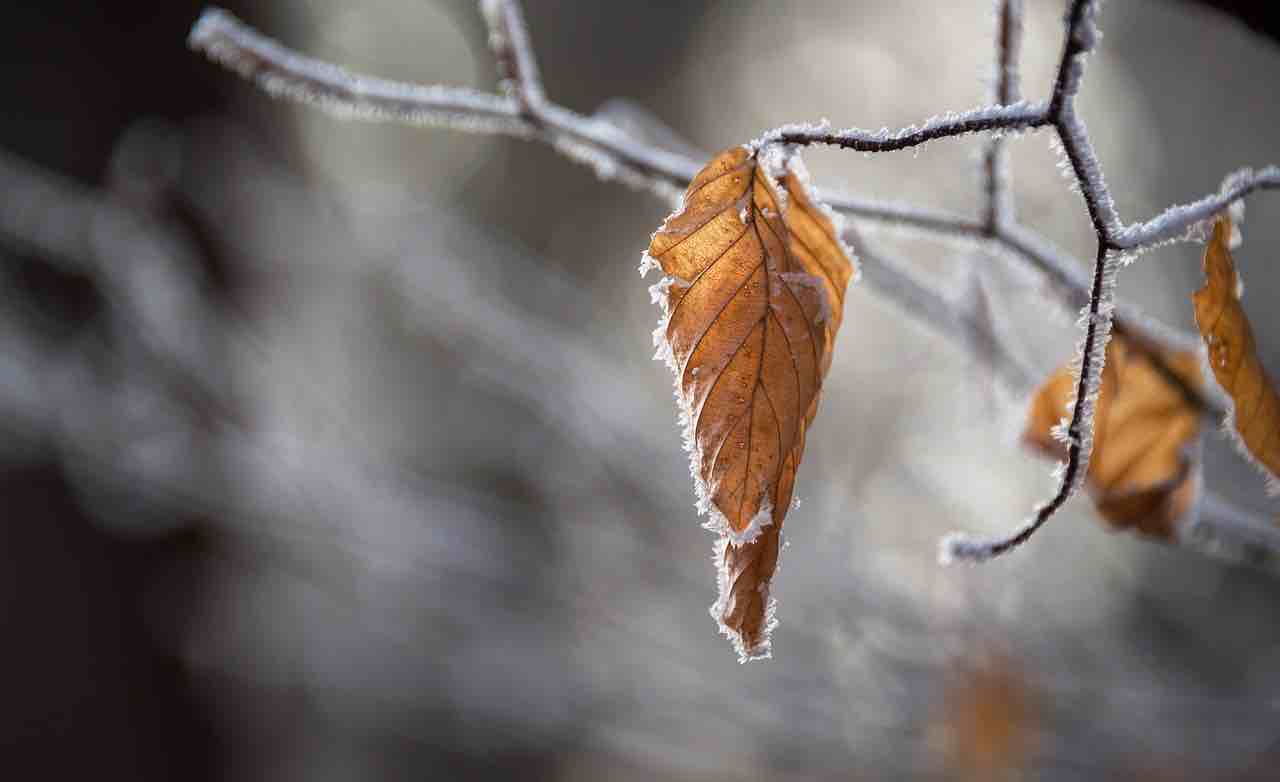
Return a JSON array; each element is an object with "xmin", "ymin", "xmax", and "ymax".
[{"xmin": 2, "ymin": 3, "xmax": 222, "ymax": 778}]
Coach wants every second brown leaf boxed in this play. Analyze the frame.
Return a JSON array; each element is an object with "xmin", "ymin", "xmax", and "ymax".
[
  {"xmin": 1024, "ymin": 336, "xmax": 1203, "ymax": 539},
  {"xmin": 1193, "ymin": 216, "xmax": 1280, "ymax": 490}
]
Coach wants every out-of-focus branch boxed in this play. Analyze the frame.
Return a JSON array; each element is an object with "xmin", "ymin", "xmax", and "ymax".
[
  {"xmin": 0, "ymin": 129, "xmax": 681, "ymax": 553},
  {"xmin": 0, "ymin": 143, "xmax": 226, "ymax": 415},
  {"xmin": 856, "ymin": 239, "xmax": 1036, "ymax": 394},
  {"xmin": 983, "ymin": 0, "xmax": 1023, "ymax": 232},
  {"xmin": 480, "ymin": 0, "xmax": 544, "ymax": 110}
]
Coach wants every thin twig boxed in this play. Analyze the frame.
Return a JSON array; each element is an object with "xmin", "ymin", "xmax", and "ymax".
[
  {"xmin": 946, "ymin": 0, "xmax": 1122, "ymax": 561},
  {"xmin": 1113, "ymin": 166, "xmax": 1280, "ymax": 250},
  {"xmin": 480, "ymin": 0, "xmax": 545, "ymax": 109},
  {"xmin": 762, "ymin": 103, "xmax": 1049, "ymax": 152},
  {"xmin": 983, "ymin": 0, "xmax": 1023, "ymax": 233}
]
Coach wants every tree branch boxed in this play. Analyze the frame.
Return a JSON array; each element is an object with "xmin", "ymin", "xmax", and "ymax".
[
  {"xmin": 186, "ymin": 7, "xmax": 1191, "ymax": 359},
  {"xmin": 1113, "ymin": 166, "xmax": 1280, "ymax": 250},
  {"xmin": 983, "ymin": 0, "xmax": 1024, "ymax": 232},
  {"xmin": 480, "ymin": 0, "xmax": 545, "ymax": 110},
  {"xmin": 946, "ymin": 0, "xmax": 1124, "ymax": 561},
  {"xmin": 185, "ymin": 3, "xmax": 1279, "ymax": 570},
  {"xmin": 760, "ymin": 103, "xmax": 1049, "ymax": 152}
]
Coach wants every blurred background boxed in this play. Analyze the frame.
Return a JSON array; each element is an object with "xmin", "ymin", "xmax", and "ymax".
[{"xmin": 2, "ymin": 1, "xmax": 1280, "ymax": 779}]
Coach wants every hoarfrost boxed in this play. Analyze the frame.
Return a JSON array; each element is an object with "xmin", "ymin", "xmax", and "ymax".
[
  {"xmin": 720, "ymin": 499, "xmax": 774, "ymax": 547},
  {"xmin": 637, "ymin": 251, "xmax": 661, "ymax": 278},
  {"xmin": 1112, "ymin": 166, "xmax": 1279, "ymax": 251},
  {"xmin": 188, "ymin": 9, "xmax": 535, "ymax": 137},
  {"xmin": 756, "ymin": 144, "xmax": 791, "ymax": 213},
  {"xmin": 750, "ymin": 101, "xmax": 1046, "ymax": 153},
  {"xmin": 788, "ymin": 154, "xmax": 861, "ymax": 286}
]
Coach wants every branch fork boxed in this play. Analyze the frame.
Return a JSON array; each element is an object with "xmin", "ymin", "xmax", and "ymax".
[{"xmin": 185, "ymin": 1, "xmax": 1280, "ymax": 572}]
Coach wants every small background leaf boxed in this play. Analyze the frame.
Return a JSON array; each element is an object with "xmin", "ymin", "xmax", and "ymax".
[
  {"xmin": 930, "ymin": 650, "xmax": 1038, "ymax": 782},
  {"xmin": 1024, "ymin": 337, "xmax": 1202, "ymax": 539}
]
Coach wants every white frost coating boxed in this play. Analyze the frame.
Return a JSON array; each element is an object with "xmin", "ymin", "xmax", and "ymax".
[
  {"xmin": 538, "ymin": 102, "xmax": 698, "ymax": 197},
  {"xmin": 1060, "ymin": 262, "xmax": 1120, "ymax": 487},
  {"xmin": 188, "ymin": 9, "xmax": 534, "ymax": 136},
  {"xmin": 1193, "ymin": 217, "xmax": 1280, "ymax": 496},
  {"xmin": 720, "ymin": 499, "xmax": 775, "ymax": 547},
  {"xmin": 1112, "ymin": 166, "xmax": 1280, "ymax": 251},
  {"xmin": 648, "ymin": 268, "xmax": 775, "ymax": 547},
  {"xmin": 1217, "ymin": 408, "xmax": 1280, "ymax": 496},
  {"xmin": 1070, "ymin": 0, "xmax": 1101, "ymax": 51},
  {"xmin": 1049, "ymin": 420, "xmax": 1074, "ymax": 448},
  {"xmin": 191, "ymin": 9, "xmax": 700, "ymax": 203},
  {"xmin": 648, "ymin": 276, "xmax": 685, "ymax": 363},
  {"xmin": 756, "ymin": 144, "xmax": 791, "ymax": 213},
  {"xmin": 647, "ymin": 272, "xmax": 741, "ymax": 541},
  {"xmin": 941, "ymin": 248, "xmax": 1120, "ymax": 564},
  {"xmin": 745, "ymin": 118, "xmax": 831, "ymax": 153},
  {"xmin": 551, "ymin": 131, "xmax": 682, "ymax": 203},
  {"xmin": 1054, "ymin": 106, "xmax": 1122, "ymax": 237},
  {"xmin": 479, "ymin": 0, "xmax": 545, "ymax": 103},
  {"xmin": 637, "ymin": 251, "xmax": 661, "ymax": 277},
  {"xmin": 479, "ymin": 0, "xmax": 505, "ymax": 45},
  {"xmin": 1049, "ymin": 459, "xmax": 1069, "ymax": 483},
  {"xmin": 750, "ymin": 101, "xmax": 1047, "ymax": 152},
  {"xmin": 788, "ymin": 155, "xmax": 862, "ymax": 286},
  {"xmin": 937, "ymin": 533, "xmax": 960, "ymax": 565},
  {"xmin": 1226, "ymin": 180, "xmax": 1248, "ymax": 228}
]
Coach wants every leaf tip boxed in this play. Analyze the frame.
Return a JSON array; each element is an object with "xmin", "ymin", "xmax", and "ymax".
[{"xmin": 709, "ymin": 535, "xmax": 779, "ymax": 663}]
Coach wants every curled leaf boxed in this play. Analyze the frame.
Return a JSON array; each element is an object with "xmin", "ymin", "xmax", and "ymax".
[
  {"xmin": 644, "ymin": 145, "xmax": 855, "ymax": 659},
  {"xmin": 1024, "ymin": 336, "xmax": 1202, "ymax": 539},
  {"xmin": 1193, "ymin": 216, "xmax": 1280, "ymax": 488}
]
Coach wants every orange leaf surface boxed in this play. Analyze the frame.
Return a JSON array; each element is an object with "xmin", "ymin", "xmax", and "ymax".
[
  {"xmin": 1193, "ymin": 216, "xmax": 1280, "ymax": 488},
  {"xmin": 644, "ymin": 145, "xmax": 855, "ymax": 659},
  {"xmin": 1024, "ymin": 336, "xmax": 1202, "ymax": 539}
]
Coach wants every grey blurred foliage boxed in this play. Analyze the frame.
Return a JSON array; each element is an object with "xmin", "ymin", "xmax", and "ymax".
[{"xmin": 3, "ymin": 0, "xmax": 1280, "ymax": 779}]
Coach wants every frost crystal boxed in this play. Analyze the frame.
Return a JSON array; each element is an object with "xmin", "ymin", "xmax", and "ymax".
[{"xmin": 720, "ymin": 499, "xmax": 774, "ymax": 547}]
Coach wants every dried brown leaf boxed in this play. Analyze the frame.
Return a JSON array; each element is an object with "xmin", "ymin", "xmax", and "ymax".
[
  {"xmin": 645, "ymin": 145, "xmax": 855, "ymax": 659},
  {"xmin": 1193, "ymin": 216, "xmax": 1280, "ymax": 488},
  {"xmin": 932, "ymin": 651, "xmax": 1037, "ymax": 781},
  {"xmin": 1024, "ymin": 336, "xmax": 1202, "ymax": 539}
]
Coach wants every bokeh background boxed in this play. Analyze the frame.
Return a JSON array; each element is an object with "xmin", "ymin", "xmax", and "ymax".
[{"xmin": 3, "ymin": 1, "xmax": 1280, "ymax": 779}]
